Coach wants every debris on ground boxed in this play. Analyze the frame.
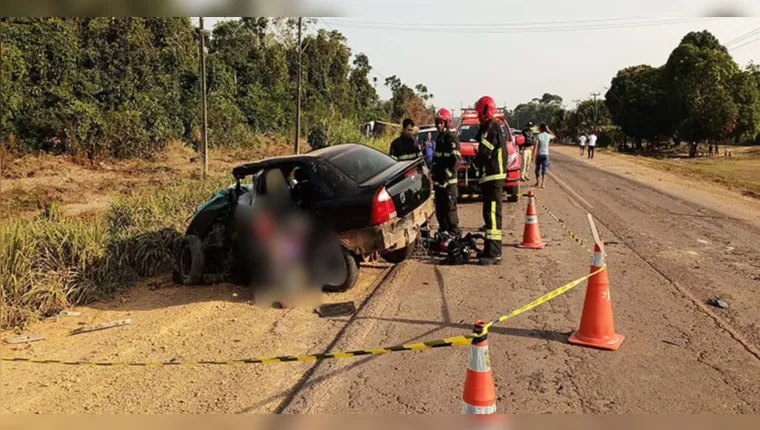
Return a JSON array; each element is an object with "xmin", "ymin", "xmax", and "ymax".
[
  {"xmin": 57, "ymin": 311, "xmax": 81, "ymax": 317},
  {"xmin": 70, "ymin": 319, "xmax": 132, "ymax": 335},
  {"xmin": 316, "ymin": 302, "xmax": 356, "ymax": 318},
  {"xmin": 3, "ymin": 335, "xmax": 45, "ymax": 344},
  {"xmin": 707, "ymin": 297, "xmax": 729, "ymax": 309}
]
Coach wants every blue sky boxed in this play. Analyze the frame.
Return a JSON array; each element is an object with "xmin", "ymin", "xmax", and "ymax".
[{"xmin": 202, "ymin": 1, "xmax": 760, "ymax": 114}]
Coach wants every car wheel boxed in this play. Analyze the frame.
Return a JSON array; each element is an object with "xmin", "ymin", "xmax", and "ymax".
[
  {"xmin": 382, "ymin": 243, "xmax": 416, "ymax": 264},
  {"xmin": 175, "ymin": 234, "xmax": 205, "ymax": 285},
  {"xmin": 506, "ymin": 184, "xmax": 520, "ymax": 203},
  {"xmin": 322, "ymin": 248, "xmax": 359, "ymax": 293}
]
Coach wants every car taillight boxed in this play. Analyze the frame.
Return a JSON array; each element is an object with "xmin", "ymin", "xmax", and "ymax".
[
  {"xmin": 370, "ymin": 187, "xmax": 397, "ymax": 225},
  {"xmin": 404, "ymin": 167, "xmax": 417, "ymax": 179}
]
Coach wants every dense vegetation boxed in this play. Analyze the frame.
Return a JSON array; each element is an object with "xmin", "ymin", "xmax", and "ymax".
[
  {"xmin": 0, "ymin": 17, "xmax": 434, "ymax": 159},
  {"xmin": 605, "ymin": 30, "xmax": 760, "ymax": 155}
]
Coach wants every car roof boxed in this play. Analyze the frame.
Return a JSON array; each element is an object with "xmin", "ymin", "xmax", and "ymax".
[{"xmin": 231, "ymin": 143, "xmax": 373, "ymax": 178}]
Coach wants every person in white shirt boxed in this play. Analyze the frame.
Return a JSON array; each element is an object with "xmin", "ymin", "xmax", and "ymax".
[
  {"xmin": 587, "ymin": 133, "xmax": 597, "ymax": 159},
  {"xmin": 531, "ymin": 123, "xmax": 554, "ymax": 189},
  {"xmin": 578, "ymin": 134, "xmax": 587, "ymax": 156}
]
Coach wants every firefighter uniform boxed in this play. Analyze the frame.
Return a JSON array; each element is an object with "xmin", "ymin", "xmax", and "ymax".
[
  {"xmin": 389, "ymin": 135, "xmax": 421, "ymax": 162},
  {"xmin": 431, "ymin": 129, "xmax": 461, "ymax": 234},
  {"xmin": 474, "ymin": 118, "xmax": 507, "ymax": 263}
]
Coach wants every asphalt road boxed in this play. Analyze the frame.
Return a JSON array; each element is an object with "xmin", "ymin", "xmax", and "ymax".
[{"xmin": 282, "ymin": 149, "xmax": 760, "ymax": 413}]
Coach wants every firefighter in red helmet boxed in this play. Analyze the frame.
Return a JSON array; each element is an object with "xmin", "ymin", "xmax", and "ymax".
[
  {"xmin": 472, "ymin": 96, "xmax": 506, "ymax": 265},
  {"xmin": 431, "ymin": 108, "xmax": 461, "ymax": 235}
]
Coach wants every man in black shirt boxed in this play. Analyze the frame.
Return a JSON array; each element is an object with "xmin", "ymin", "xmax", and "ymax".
[{"xmin": 389, "ymin": 118, "xmax": 421, "ymax": 161}]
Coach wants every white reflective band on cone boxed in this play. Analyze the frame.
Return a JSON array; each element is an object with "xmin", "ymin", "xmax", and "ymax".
[
  {"xmin": 592, "ymin": 251, "xmax": 604, "ymax": 267},
  {"xmin": 462, "ymin": 403, "xmax": 497, "ymax": 414},
  {"xmin": 468, "ymin": 344, "xmax": 491, "ymax": 372},
  {"xmin": 525, "ymin": 215, "xmax": 538, "ymax": 224},
  {"xmin": 529, "ymin": 197, "xmax": 535, "ymax": 205}
]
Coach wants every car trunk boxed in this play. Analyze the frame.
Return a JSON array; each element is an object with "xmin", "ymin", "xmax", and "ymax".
[{"xmin": 363, "ymin": 159, "xmax": 431, "ymax": 219}]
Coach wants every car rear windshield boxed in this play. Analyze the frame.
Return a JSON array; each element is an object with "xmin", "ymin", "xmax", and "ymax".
[
  {"xmin": 326, "ymin": 145, "xmax": 397, "ymax": 184},
  {"xmin": 457, "ymin": 124, "xmax": 480, "ymax": 143}
]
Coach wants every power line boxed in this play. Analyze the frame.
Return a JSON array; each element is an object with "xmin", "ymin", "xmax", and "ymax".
[
  {"xmin": 729, "ymin": 34, "xmax": 760, "ymax": 51},
  {"xmin": 725, "ymin": 27, "xmax": 760, "ymax": 46},
  {"xmin": 322, "ymin": 17, "xmax": 717, "ymax": 34},
  {"xmin": 327, "ymin": 16, "xmax": 701, "ymax": 29},
  {"xmin": 319, "ymin": 17, "xmax": 388, "ymax": 84}
]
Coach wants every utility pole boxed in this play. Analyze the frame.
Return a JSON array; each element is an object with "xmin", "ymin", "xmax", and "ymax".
[
  {"xmin": 199, "ymin": 17, "xmax": 208, "ymax": 179},
  {"xmin": 294, "ymin": 17, "xmax": 303, "ymax": 154}
]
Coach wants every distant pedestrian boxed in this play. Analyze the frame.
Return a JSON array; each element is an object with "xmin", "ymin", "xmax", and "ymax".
[
  {"xmin": 532, "ymin": 123, "xmax": 554, "ymax": 189},
  {"xmin": 708, "ymin": 144, "xmax": 713, "ymax": 156},
  {"xmin": 579, "ymin": 133, "xmax": 587, "ymax": 156},
  {"xmin": 520, "ymin": 121, "xmax": 535, "ymax": 181},
  {"xmin": 423, "ymin": 132, "xmax": 435, "ymax": 168},
  {"xmin": 587, "ymin": 132, "xmax": 597, "ymax": 159}
]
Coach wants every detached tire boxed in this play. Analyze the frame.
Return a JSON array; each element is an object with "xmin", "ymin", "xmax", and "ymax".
[
  {"xmin": 506, "ymin": 184, "xmax": 520, "ymax": 203},
  {"xmin": 322, "ymin": 248, "xmax": 359, "ymax": 293},
  {"xmin": 175, "ymin": 234, "xmax": 205, "ymax": 285},
  {"xmin": 382, "ymin": 243, "xmax": 415, "ymax": 264}
]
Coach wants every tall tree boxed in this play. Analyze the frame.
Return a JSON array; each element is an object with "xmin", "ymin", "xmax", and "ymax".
[
  {"xmin": 605, "ymin": 64, "xmax": 670, "ymax": 147},
  {"xmin": 663, "ymin": 32, "xmax": 740, "ymax": 156}
]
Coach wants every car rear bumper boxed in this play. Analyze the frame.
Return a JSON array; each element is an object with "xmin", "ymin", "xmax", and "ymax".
[{"xmin": 339, "ymin": 196, "xmax": 434, "ymax": 256}]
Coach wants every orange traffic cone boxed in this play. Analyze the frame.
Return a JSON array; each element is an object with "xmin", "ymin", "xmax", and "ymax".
[
  {"xmin": 462, "ymin": 321, "xmax": 497, "ymax": 414},
  {"xmin": 568, "ymin": 243, "xmax": 625, "ymax": 351},
  {"xmin": 517, "ymin": 191, "xmax": 545, "ymax": 249}
]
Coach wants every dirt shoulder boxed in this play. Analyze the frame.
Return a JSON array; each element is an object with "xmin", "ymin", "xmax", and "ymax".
[
  {"xmin": 551, "ymin": 145, "xmax": 760, "ymax": 226},
  {"xmin": 0, "ymin": 140, "xmax": 292, "ymax": 220},
  {"xmin": 0, "ymin": 266, "xmax": 390, "ymax": 413}
]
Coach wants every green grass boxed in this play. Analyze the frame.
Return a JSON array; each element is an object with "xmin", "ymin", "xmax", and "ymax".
[{"xmin": 0, "ymin": 175, "xmax": 229, "ymax": 329}]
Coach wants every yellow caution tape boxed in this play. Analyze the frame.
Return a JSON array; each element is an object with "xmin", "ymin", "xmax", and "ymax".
[
  {"xmin": 482, "ymin": 266, "xmax": 605, "ymax": 334},
  {"xmin": 1, "ymin": 335, "xmax": 476, "ymax": 367},
  {"xmin": 1, "ymin": 269, "xmax": 604, "ymax": 367},
  {"xmin": 534, "ymin": 196, "xmax": 593, "ymax": 254}
]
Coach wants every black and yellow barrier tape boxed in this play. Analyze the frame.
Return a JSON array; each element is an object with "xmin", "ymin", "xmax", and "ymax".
[
  {"xmin": 1, "ymin": 269, "xmax": 604, "ymax": 367},
  {"xmin": 482, "ymin": 266, "xmax": 605, "ymax": 334},
  {"xmin": 534, "ymin": 196, "xmax": 592, "ymax": 254},
  {"xmin": 1, "ymin": 335, "xmax": 476, "ymax": 367}
]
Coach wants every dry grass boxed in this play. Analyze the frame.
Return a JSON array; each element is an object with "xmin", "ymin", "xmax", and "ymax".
[
  {"xmin": 0, "ymin": 175, "xmax": 229, "ymax": 329},
  {"xmin": 0, "ymin": 133, "xmax": 397, "ymax": 329},
  {"xmin": 612, "ymin": 147, "xmax": 760, "ymax": 199}
]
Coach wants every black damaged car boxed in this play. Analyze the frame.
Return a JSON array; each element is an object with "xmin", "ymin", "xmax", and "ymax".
[{"xmin": 174, "ymin": 143, "xmax": 434, "ymax": 292}]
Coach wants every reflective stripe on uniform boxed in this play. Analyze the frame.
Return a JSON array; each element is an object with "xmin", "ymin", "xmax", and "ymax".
[
  {"xmin": 525, "ymin": 215, "xmax": 538, "ymax": 225},
  {"xmin": 446, "ymin": 169, "xmax": 453, "ymax": 177},
  {"xmin": 497, "ymin": 147, "xmax": 504, "ymax": 175},
  {"xmin": 435, "ymin": 179, "xmax": 458, "ymax": 187},
  {"xmin": 480, "ymin": 138, "xmax": 494, "ymax": 150},
  {"xmin": 452, "ymin": 149, "xmax": 461, "ymax": 156},
  {"xmin": 479, "ymin": 173, "xmax": 507, "ymax": 183},
  {"xmin": 434, "ymin": 151, "xmax": 455, "ymax": 157},
  {"xmin": 490, "ymin": 201, "xmax": 497, "ymax": 236},
  {"xmin": 486, "ymin": 230, "xmax": 502, "ymax": 240},
  {"xmin": 397, "ymin": 153, "xmax": 418, "ymax": 160}
]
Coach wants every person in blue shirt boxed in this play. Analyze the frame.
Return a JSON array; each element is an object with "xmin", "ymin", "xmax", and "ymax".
[{"xmin": 423, "ymin": 132, "xmax": 435, "ymax": 168}]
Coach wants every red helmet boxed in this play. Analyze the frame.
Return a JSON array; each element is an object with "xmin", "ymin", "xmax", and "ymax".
[
  {"xmin": 435, "ymin": 108, "xmax": 453, "ymax": 127},
  {"xmin": 475, "ymin": 95, "xmax": 497, "ymax": 123}
]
